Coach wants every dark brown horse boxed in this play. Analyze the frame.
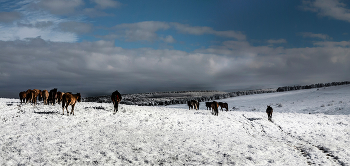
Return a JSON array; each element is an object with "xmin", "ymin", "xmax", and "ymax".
[
  {"xmin": 25, "ymin": 89, "xmax": 34, "ymax": 104},
  {"xmin": 205, "ymin": 102, "xmax": 212, "ymax": 110},
  {"xmin": 218, "ymin": 102, "xmax": 229, "ymax": 111},
  {"xmin": 56, "ymin": 92, "xmax": 64, "ymax": 104},
  {"xmin": 266, "ymin": 105, "xmax": 273, "ymax": 121},
  {"xmin": 48, "ymin": 88, "xmax": 57, "ymax": 105},
  {"xmin": 19, "ymin": 91, "xmax": 27, "ymax": 104},
  {"xmin": 62, "ymin": 93, "xmax": 81, "ymax": 116},
  {"xmin": 111, "ymin": 90, "xmax": 122, "ymax": 112},
  {"xmin": 187, "ymin": 100, "xmax": 199, "ymax": 110},
  {"xmin": 211, "ymin": 101, "xmax": 219, "ymax": 116}
]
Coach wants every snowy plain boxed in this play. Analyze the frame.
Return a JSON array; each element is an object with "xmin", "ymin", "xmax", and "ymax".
[{"xmin": 1, "ymin": 85, "xmax": 350, "ymax": 165}]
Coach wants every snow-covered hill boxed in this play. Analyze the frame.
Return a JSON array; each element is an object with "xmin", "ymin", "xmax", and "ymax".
[
  {"xmin": 83, "ymin": 81, "xmax": 350, "ymax": 106},
  {"xmin": 1, "ymin": 85, "xmax": 350, "ymax": 165}
]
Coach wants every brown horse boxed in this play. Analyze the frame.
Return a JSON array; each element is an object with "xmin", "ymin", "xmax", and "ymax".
[
  {"xmin": 25, "ymin": 89, "xmax": 34, "ymax": 104},
  {"xmin": 218, "ymin": 102, "xmax": 229, "ymax": 111},
  {"xmin": 42, "ymin": 90, "xmax": 49, "ymax": 105},
  {"xmin": 187, "ymin": 100, "xmax": 199, "ymax": 110},
  {"xmin": 211, "ymin": 101, "xmax": 219, "ymax": 116},
  {"xmin": 62, "ymin": 93, "xmax": 81, "ymax": 116},
  {"xmin": 19, "ymin": 91, "xmax": 27, "ymax": 104},
  {"xmin": 266, "ymin": 105, "xmax": 273, "ymax": 121},
  {"xmin": 32, "ymin": 89, "xmax": 41, "ymax": 105},
  {"xmin": 111, "ymin": 90, "xmax": 122, "ymax": 112}
]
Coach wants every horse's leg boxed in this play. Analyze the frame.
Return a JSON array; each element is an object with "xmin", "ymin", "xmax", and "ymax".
[
  {"xmin": 71, "ymin": 104, "xmax": 75, "ymax": 115},
  {"xmin": 62, "ymin": 103, "xmax": 65, "ymax": 115},
  {"xmin": 65, "ymin": 104, "xmax": 69, "ymax": 116}
]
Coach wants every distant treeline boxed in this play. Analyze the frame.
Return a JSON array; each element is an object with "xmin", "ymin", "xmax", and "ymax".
[
  {"xmin": 83, "ymin": 81, "xmax": 350, "ymax": 106},
  {"xmin": 276, "ymin": 81, "xmax": 350, "ymax": 92}
]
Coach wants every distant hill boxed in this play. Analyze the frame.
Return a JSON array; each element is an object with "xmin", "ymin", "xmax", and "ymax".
[{"xmin": 83, "ymin": 81, "xmax": 350, "ymax": 106}]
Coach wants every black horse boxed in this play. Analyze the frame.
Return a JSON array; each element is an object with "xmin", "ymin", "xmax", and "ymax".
[
  {"xmin": 111, "ymin": 90, "xmax": 122, "ymax": 112},
  {"xmin": 48, "ymin": 88, "xmax": 57, "ymax": 105},
  {"xmin": 218, "ymin": 102, "xmax": 229, "ymax": 111},
  {"xmin": 266, "ymin": 105, "xmax": 273, "ymax": 121},
  {"xmin": 205, "ymin": 102, "xmax": 212, "ymax": 110},
  {"xmin": 211, "ymin": 101, "xmax": 219, "ymax": 116},
  {"xmin": 187, "ymin": 100, "xmax": 199, "ymax": 110}
]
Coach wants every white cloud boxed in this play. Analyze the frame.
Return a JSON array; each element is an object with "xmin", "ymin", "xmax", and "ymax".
[
  {"xmin": 299, "ymin": 32, "xmax": 332, "ymax": 40},
  {"xmin": 58, "ymin": 21, "xmax": 93, "ymax": 34},
  {"xmin": 0, "ymin": 26, "xmax": 77, "ymax": 42},
  {"xmin": 92, "ymin": 0, "xmax": 121, "ymax": 9},
  {"xmin": 0, "ymin": 11, "xmax": 21, "ymax": 23},
  {"xmin": 161, "ymin": 35, "xmax": 175, "ymax": 43},
  {"xmin": 108, "ymin": 21, "xmax": 246, "ymax": 43},
  {"xmin": 36, "ymin": 0, "xmax": 84, "ymax": 15},
  {"xmin": 0, "ymin": 0, "xmax": 90, "ymax": 42},
  {"xmin": 171, "ymin": 22, "xmax": 246, "ymax": 40},
  {"xmin": 113, "ymin": 21, "xmax": 171, "ymax": 42},
  {"xmin": 301, "ymin": 0, "xmax": 350, "ymax": 22},
  {"xmin": 17, "ymin": 21, "xmax": 54, "ymax": 29},
  {"xmin": 82, "ymin": 8, "xmax": 112, "ymax": 18},
  {"xmin": 267, "ymin": 39, "xmax": 287, "ymax": 44},
  {"xmin": 313, "ymin": 40, "xmax": 350, "ymax": 47}
]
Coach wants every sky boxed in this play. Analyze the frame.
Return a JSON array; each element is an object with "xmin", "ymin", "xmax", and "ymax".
[{"xmin": 1, "ymin": 0, "xmax": 350, "ymax": 98}]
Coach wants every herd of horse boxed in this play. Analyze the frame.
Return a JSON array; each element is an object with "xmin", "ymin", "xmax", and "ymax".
[
  {"xmin": 188, "ymin": 100, "xmax": 273, "ymax": 119},
  {"xmin": 19, "ymin": 89, "xmax": 273, "ymax": 120},
  {"xmin": 187, "ymin": 100, "xmax": 229, "ymax": 116},
  {"xmin": 19, "ymin": 88, "xmax": 81, "ymax": 116}
]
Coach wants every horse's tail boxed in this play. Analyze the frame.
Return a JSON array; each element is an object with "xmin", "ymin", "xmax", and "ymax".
[
  {"xmin": 62, "ymin": 94, "xmax": 66, "ymax": 109},
  {"xmin": 118, "ymin": 93, "xmax": 122, "ymax": 101}
]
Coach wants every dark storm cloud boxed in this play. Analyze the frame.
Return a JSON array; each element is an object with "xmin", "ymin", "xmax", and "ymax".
[
  {"xmin": 0, "ymin": 38, "xmax": 215, "ymax": 98},
  {"xmin": 1, "ymin": 37, "xmax": 350, "ymax": 98},
  {"xmin": 195, "ymin": 40, "xmax": 350, "ymax": 87}
]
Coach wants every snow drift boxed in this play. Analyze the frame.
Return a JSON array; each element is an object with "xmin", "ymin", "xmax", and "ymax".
[{"xmin": 1, "ymin": 85, "xmax": 350, "ymax": 165}]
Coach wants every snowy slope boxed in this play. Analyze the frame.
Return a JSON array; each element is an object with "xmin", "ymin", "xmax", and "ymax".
[{"xmin": 1, "ymin": 85, "xmax": 350, "ymax": 165}]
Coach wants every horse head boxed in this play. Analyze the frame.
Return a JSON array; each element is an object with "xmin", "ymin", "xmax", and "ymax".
[{"xmin": 77, "ymin": 93, "xmax": 82, "ymax": 102}]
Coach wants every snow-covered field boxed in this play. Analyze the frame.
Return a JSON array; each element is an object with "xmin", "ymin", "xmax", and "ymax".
[{"xmin": 1, "ymin": 85, "xmax": 350, "ymax": 165}]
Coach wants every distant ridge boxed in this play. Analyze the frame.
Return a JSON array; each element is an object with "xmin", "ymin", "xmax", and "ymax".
[
  {"xmin": 83, "ymin": 81, "xmax": 350, "ymax": 106},
  {"xmin": 276, "ymin": 81, "xmax": 350, "ymax": 92}
]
